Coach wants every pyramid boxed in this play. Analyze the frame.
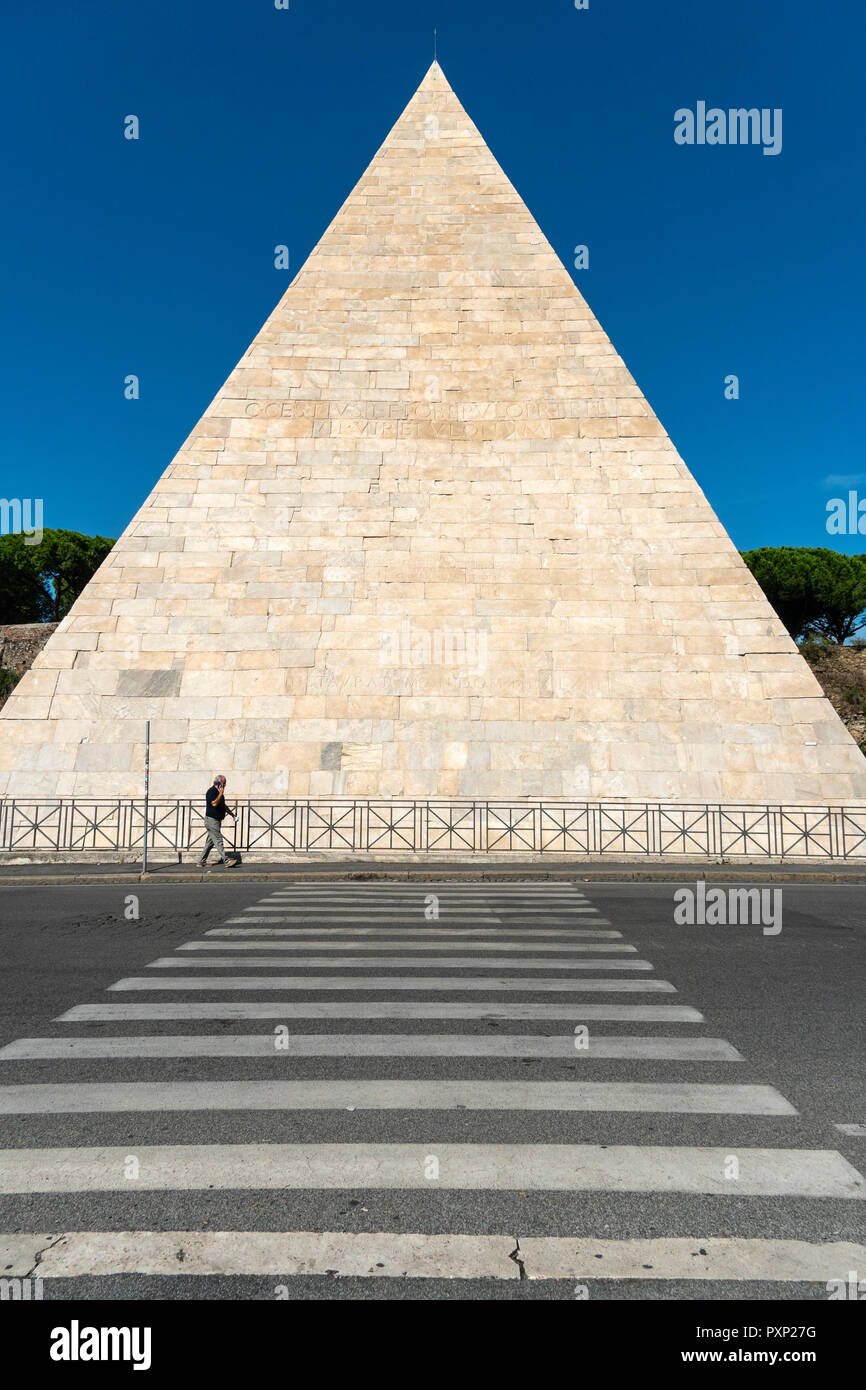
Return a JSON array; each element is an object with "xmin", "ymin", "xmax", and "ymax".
[{"xmin": 2, "ymin": 61, "xmax": 865, "ymax": 809}]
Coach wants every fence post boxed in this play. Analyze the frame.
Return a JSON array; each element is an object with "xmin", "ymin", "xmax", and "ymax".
[{"xmin": 142, "ymin": 720, "xmax": 150, "ymax": 874}]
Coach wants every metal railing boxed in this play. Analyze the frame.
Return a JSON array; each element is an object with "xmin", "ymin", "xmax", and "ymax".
[{"xmin": 1, "ymin": 798, "xmax": 865, "ymax": 858}]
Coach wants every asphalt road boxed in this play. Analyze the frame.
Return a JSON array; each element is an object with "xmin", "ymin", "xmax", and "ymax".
[{"xmin": 0, "ymin": 876, "xmax": 863, "ymax": 1301}]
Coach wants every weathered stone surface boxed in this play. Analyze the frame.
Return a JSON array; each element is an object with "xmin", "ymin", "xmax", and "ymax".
[
  {"xmin": 116, "ymin": 669, "xmax": 182, "ymax": 698},
  {"xmin": 0, "ymin": 624, "xmax": 58, "ymax": 712},
  {"xmin": 1, "ymin": 62, "xmax": 864, "ymax": 805}
]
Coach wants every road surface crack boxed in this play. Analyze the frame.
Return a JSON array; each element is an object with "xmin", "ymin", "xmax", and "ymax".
[
  {"xmin": 509, "ymin": 1237, "xmax": 527, "ymax": 1280},
  {"xmin": 25, "ymin": 1233, "xmax": 67, "ymax": 1278}
]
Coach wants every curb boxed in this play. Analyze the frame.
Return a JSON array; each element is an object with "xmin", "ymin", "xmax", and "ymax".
[{"xmin": 1, "ymin": 866, "xmax": 864, "ymax": 885}]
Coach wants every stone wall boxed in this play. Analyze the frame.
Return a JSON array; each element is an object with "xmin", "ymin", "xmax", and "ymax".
[
  {"xmin": 1, "ymin": 62, "xmax": 865, "ymax": 806},
  {"xmin": 801, "ymin": 642, "xmax": 866, "ymax": 752},
  {"xmin": 0, "ymin": 624, "xmax": 57, "ymax": 710}
]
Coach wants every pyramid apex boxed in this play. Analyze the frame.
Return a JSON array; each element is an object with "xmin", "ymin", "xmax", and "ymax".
[{"xmin": 420, "ymin": 58, "xmax": 448, "ymax": 84}]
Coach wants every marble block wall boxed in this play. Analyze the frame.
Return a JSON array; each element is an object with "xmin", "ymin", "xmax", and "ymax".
[{"xmin": 1, "ymin": 63, "xmax": 864, "ymax": 807}]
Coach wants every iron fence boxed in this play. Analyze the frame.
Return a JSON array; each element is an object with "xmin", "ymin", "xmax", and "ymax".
[{"xmin": 1, "ymin": 797, "xmax": 865, "ymax": 858}]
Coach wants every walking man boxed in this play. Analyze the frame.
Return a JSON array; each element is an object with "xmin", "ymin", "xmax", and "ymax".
[{"xmin": 198, "ymin": 774, "xmax": 236, "ymax": 867}]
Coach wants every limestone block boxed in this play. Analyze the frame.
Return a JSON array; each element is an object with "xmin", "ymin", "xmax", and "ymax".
[
  {"xmin": 308, "ymin": 771, "xmax": 339, "ymax": 796},
  {"xmin": 142, "ymin": 744, "xmax": 181, "ymax": 772},
  {"xmin": 442, "ymin": 741, "xmax": 469, "ymax": 770},
  {"xmin": 4, "ymin": 696, "xmax": 55, "ymax": 720},
  {"xmin": 342, "ymin": 743, "xmax": 383, "ymax": 771},
  {"xmin": 257, "ymin": 742, "xmax": 323, "ymax": 774},
  {"xmin": 75, "ymin": 743, "xmax": 134, "ymax": 772}
]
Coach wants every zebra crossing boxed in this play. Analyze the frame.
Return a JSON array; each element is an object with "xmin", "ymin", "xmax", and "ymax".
[{"xmin": 1, "ymin": 881, "xmax": 864, "ymax": 1291}]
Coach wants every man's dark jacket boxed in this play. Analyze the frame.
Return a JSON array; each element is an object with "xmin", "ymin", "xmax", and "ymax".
[{"xmin": 205, "ymin": 786, "xmax": 229, "ymax": 822}]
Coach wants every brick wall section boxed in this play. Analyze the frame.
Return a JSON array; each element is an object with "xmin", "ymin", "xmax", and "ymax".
[{"xmin": 0, "ymin": 624, "xmax": 58, "ymax": 710}]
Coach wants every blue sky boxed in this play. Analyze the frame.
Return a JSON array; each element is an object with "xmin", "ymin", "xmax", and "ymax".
[{"xmin": 2, "ymin": 0, "xmax": 863, "ymax": 550}]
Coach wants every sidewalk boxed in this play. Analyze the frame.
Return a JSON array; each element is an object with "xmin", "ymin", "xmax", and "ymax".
[{"xmin": 1, "ymin": 857, "xmax": 865, "ymax": 884}]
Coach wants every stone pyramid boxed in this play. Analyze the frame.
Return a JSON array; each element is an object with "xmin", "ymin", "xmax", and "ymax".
[{"xmin": 2, "ymin": 61, "xmax": 864, "ymax": 808}]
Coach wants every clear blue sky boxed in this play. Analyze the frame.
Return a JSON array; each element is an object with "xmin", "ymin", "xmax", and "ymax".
[{"xmin": 2, "ymin": 0, "xmax": 863, "ymax": 550}]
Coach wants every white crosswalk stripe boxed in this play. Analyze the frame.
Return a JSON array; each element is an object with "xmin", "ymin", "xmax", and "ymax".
[
  {"xmin": 0, "ymin": 1080, "xmax": 796, "ymax": 1115},
  {"xmin": 0, "ymin": 1034, "xmax": 744, "ymax": 1061},
  {"xmin": 219, "ymin": 923, "xmax": 617, "ymax": 933},
  {"xmin": 1, "ymin": 881, "xmax": 862, "ymax": 1293},
  {"xmin": 55, "ymin": 1001, "xmax": 704, "ymax": 1022},
  {"xmin": 261, "ymin": 890, "xmax": 588, "ymax": 899},
  {"xmin": 145, "ymin": 955, "xmax": 655, "ymax": 970},
  {"xmin": 105, "ymin": 975, "xmax": 676, "ymax": 992},
  {"xmin": 236, "ymin": 886, "xmax": 596, "ymax": 901},
  {"xmin": 5, "ymin": 1231, "xmax": 863, "ymax": 1283},
  {"xmin": 1, "ymin": 1142, "xmax": 862, "ymax": 1198},
  {"xmin": 257, "ymin": 897, "xmax": 592, "ymax": 906},
  {"xmin": 183, "ymin": 938, "xmax": 636, "ymax": 951},
  {"xmin": 227, "ymin": 911, "xmax": 610, "ymax": 921},
  {"xmin": 253, "ymin": 899, "xmax": 598, "ymax": 910}
]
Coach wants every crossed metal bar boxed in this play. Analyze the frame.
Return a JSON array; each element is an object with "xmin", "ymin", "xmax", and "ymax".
[{"xmin": 0, "ymin": 798, "xmax": 864, "ymax": 858}]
